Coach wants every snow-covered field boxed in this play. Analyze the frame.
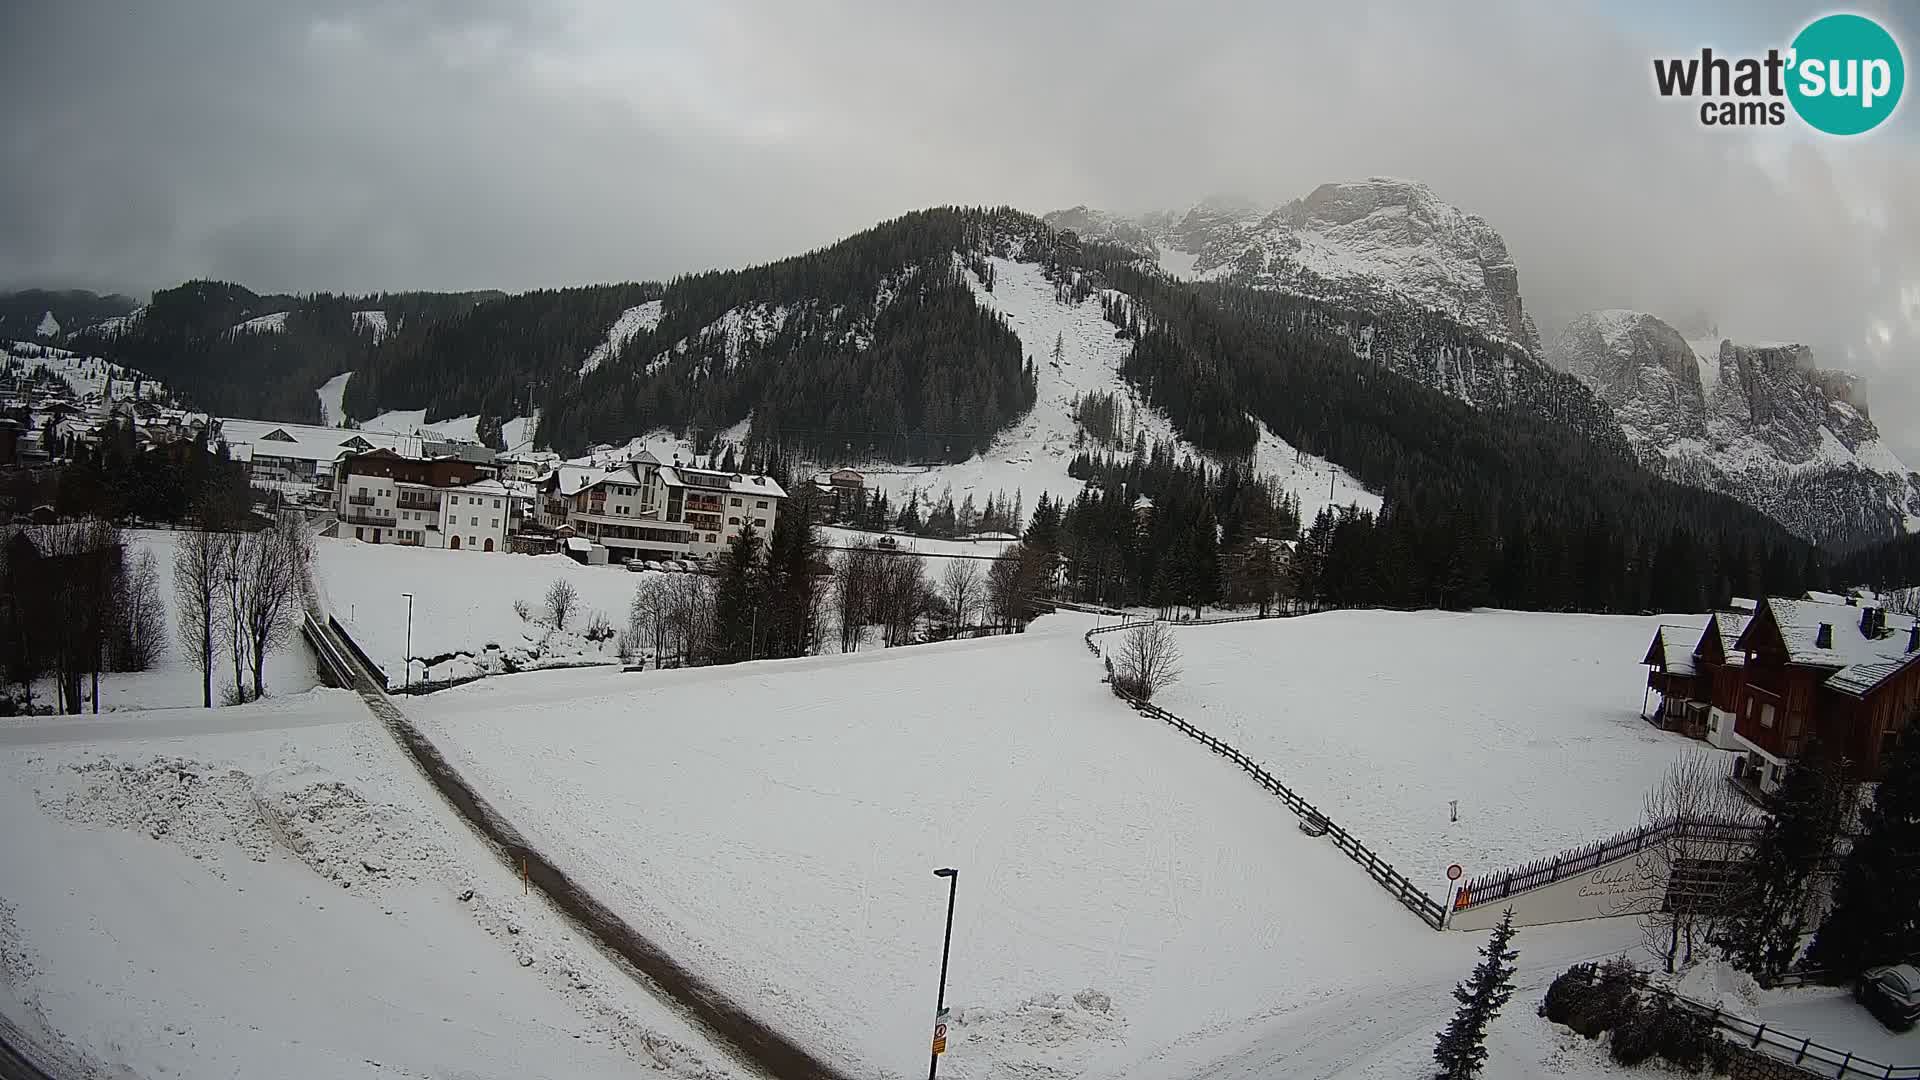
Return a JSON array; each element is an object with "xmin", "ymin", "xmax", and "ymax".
[
  {"xmin": 29, "ymin": 529, "xmax": 318, "ymax": 712},
  {"xmin": 855, "ymin": 256, "xmax": 1377, "ymax": 526},
  {"xmin": 312, "ymin": 538, "xmax": 655, "ymax": 684},
  {"xmin": 406, "ymin": 613, "xmax": 1655, "ymax": 1080},
  {"xmin": 0, "ymin": 690, "xmax": 750, "ymax": 1080},
  {"xmin": 1154, "ymin": 610, "xmax": 1734, "ymax": 882}
]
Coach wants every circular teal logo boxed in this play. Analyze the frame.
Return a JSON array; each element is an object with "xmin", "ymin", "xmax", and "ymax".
[{"xmin": 1787, "ymin": 14, "xmax": 1904, "ymax": 135}]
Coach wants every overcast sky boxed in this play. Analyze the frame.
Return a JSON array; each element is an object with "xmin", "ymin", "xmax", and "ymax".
[{"xmin": 4, "ymin": 0, "xmax": 1918, "ymax": 454}]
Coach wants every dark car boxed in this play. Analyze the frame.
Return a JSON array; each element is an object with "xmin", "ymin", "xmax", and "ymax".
[{"xmin": 1855, "ymin": 964, "xmax": 1920, "ymax": 1031}]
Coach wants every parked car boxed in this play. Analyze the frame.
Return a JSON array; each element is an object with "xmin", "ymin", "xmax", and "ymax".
[{"xmin": 1855, "ymin": 964, "xmax": 1920, "ymax": 1031}]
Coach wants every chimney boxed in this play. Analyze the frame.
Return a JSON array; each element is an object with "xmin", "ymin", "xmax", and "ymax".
[
  {"xmin": 1815, "ymin": 623, "xmax": 1833, "ymax": 649},
  {"xmin": 1909, "ymin": 623, "xmax": 1919, "ymax": 653},
  {"xmin": 1862, "ymin": 607, "xmax": 1878, "ymax": 637}
]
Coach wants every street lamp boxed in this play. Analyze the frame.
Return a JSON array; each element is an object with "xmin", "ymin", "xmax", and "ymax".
[
  {"xmin": 400, "ymin": 591, "xmax": 414, "ymax": 688},
  {"xmin": 928, "ymin": 867, "xmax": 958, "ymax": 1080}
]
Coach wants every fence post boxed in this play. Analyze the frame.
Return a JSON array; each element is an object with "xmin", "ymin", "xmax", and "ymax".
[{"xmin": 1751, "ymin": 1023, "xmax": 1766, "ymax": 1048}]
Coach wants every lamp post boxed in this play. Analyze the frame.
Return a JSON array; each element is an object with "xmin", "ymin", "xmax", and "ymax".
[
  {"xmin": 401, "ymin": 591, "xmax": 414, "ymax": 688},
  {"xmin": 929, "ymin": 867, "xmax": 958, "ymax": 1080}
]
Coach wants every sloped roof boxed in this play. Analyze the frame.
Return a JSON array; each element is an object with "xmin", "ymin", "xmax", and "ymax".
[
  {"xmin": 1741, "ymin": 596, "xmax": 1920, "ymax": 698},
  {"xmin": 218, "ymin": 418, "xmax": 420, "ymax": 464},
  {"xmin": 1713, "ymin": 612, "xmax": 1751, "ymax": 668},
  {"xmin": 1645, "ymin": 625, "xmax": 1698, "ymax": 676}
]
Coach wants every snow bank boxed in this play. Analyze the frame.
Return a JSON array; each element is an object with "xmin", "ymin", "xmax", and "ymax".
[
  {"xmin": 0, "ymin": 693, "xmax": 744, "ymax": 1080},
  {"xmin": 411, "ymin": 619, "xmax": 1481, "ymax": 1080},
  {"xmin": 1156, "ymin": 609, "xmax": 1729, "ymax": 881}
]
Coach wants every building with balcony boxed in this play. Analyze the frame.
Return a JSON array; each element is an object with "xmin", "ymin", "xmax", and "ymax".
[
  {"xmin": 534, "ymin": 451, "xmax": 786, "ymax": 563},
  {"xmin": 333, "ymin": 447, "xmax": 512, "ymax": 551}
]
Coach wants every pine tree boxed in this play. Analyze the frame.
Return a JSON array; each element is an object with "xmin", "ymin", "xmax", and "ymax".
[
  {"xmin": 1714, "ymin": 745, "xmax": 1846, "ymax": 982},
  {"xmin": 1805, "ymin": 718, "xmax": 1920, "ymax": 976},
  {"xmin": 712, "ymin": 522, "xmax": 764, "ymax": 663},
  {"xmin": 1433, "ymin": 908, "xmax": 1519, "ymax": 1080}
]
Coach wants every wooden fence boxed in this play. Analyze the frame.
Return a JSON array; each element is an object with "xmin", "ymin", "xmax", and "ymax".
[
  {"xmin": 1083, "ymin": 619, "xmax": 1449, "ymax": 929},
  {"xmin": 1454, "ymin": 816, "xmax": 1764, "ymax": 912}
]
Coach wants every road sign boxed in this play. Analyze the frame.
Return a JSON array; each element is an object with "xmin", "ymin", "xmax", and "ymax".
[
  {"xmin": 1446, "ymin": 864, "xmax": 1463, "ymax": 881},
  {"xmin": 931, "ymin": 1007, "xmax": 950, "ymax": 1055}
]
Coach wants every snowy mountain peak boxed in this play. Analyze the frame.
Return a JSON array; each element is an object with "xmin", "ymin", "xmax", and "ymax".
[
  {"xmin": 1556, "ymin": 309, "xmax": 1918, "ymax": 547},
  {"xmin": 1044, "ymin": 177, "xmax": 1542, "ymax": 354}
]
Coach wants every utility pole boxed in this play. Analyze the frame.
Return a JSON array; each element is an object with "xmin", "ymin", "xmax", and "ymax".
[{"xmin": 401, "ymin": 591, "xmax": 414, "ymax": 688}]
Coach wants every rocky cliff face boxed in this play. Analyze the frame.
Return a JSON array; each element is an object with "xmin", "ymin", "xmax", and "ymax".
[
  {"xmin": 1047, "ymin": 177, "xmax": 1541, "ymax": 353},
  {"xmin": 1557, "ymin": 310, "xmax": 1919, "ymax": 548}
]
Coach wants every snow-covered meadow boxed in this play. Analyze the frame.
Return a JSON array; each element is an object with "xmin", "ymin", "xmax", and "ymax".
[
  {"xmin": 0, "ymin": 691, "xmax": 749, "ymax": 1080},
  {"xmin": 405, "ymin": 612, "xmax": 1656, "ymax": 1080},
  {"xmin": 1154, "ymin": 609, "xmax": 1734, "ymax": 882}
]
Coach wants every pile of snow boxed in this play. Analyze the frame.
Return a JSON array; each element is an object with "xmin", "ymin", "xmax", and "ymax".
[
  {"xmin": 852, "ymin": 256, "xmax": 1375, "ymax": 526},
  {"xmin": 0, "ymin": 692, "xmax": 745, "ymax": 1080},
  {"xmin": 407, "ymin": 617, "xmax": 1649, "ymax": 1080},
  {"xmin": 352, "ymin": 309, "xmax": 389, "ymax": 343},
  {"xmin": 1154, "ymin": 610, "xmax": 1732, "ymax": 880},
  {"xmin": 311, "ymin": 538, "xmax": 648, "ymax": 683},
  {"xmin": 230, "ymin": 311, "xmax": 289, "ymax": 334},
  {"xmin": 315, "ymin": 371, "xmax": 352, "ymax": 426},
  {"xmin": 580, "ymin": 300, "xmax": 663, "ymax": 377}
]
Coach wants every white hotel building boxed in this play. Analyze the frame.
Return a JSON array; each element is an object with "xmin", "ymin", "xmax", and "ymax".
[{"xmin": 537, "ymin": 451, "xmax": 786, "ymax": 561}]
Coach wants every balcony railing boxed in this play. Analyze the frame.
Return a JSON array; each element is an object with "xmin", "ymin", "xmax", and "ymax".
[
  {"xmin": 344, "ymin": 509, "xmax": 395, "ymax": 526},
  {"xmin": 348, "ymin": 493, "xmax": 377, "ymax": 506},
  {"xmin": 397, "ymin": 495, "xmax": 441, "ymax": 510}
]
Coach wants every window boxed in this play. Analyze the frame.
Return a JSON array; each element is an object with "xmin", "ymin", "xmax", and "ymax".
[
  {"xmin": 705, "ymin": 534, "xmax": 716, "ymax": 544},
  {"xmin": 1760, "ymin": 703, "xmax": 1776, "ymax": 729},
  {"xmin": 730, "ymin": 497, "xmax": 742, "ymax": 506},
  {"xmin": 1883, "ymin": 729, "xmax": 1899, "ymax": 757},
  {"xmin": 754, "ymin": 518, "xmax": 766, "ymax": 529},
  {"xmin": 490, "ymin": 518, "xmax": 499, "ymax": 528},
  {"xmin": 357, "ymin": 486, "xmax": 367, "ymax": 496},
  {"xmin": 470, "ymin": 516, "xmax": 479, "ymax": 526},
  {"xmin": 469, "ymin": 536, "xmax": 477, "ymax": 547},
  {"xmin": 728, "ymin": 517, "xmax": 740, "ymax": 526},
  {"xmin": 756, "ymin": 500, "xmax": 767, "ymax": 509},
  {"xmin": 493, "ymin": 499, "xmax": 501, "ymax": 509}
]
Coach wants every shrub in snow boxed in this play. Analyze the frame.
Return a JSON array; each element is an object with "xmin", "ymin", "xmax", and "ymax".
[
  {"xmin": 1540, "ymin": 957, "xmax": 1639, "ymax": 1039},
  {"xmin": 1608, "ymin": 994, "xmax": 1715, "ymax": 1070},
  {"xmin": 544, "ymin": 579, "xmax": 579, "ymax": 630},
  {"xmin": 513, "ymin": 598, "xmax": 531, "ymax": 623},
  {"xmin": 584, "ymin": 610, "xmax": 614, "ymax": 643},
  {"xmin": 1113, "ymin": 621, "xmax": 1180, "ymax": 701}
]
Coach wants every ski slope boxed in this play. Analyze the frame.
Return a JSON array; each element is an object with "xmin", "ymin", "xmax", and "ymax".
[
  {"xmin": 859, "ymin": 257, "xmax": 1377, "ymax": 525},
  {"xmin": 1155, "ymin": 610, "xmax": 1739, "ymax": 882},
  {"xmin": 407, "ymin": 614, "xmax": 1645, "ymax": 1080},
  {"xmin": 4, "ymin": 341, "xmax": 164, "ymax": 402},
  {"xmin": 580, "ymin": 300, "xmax": 663, "ymax": 377},
  {"xmin": 0, "ymin": 691, "xmax": 750, "ymax": 1080},
  {"xmin": 316, "ymin": 370, "xmax": 352, "ymax": 426}
]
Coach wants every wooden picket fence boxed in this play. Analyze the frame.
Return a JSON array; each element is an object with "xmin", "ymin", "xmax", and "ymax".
[
  {"xmin": 1083, "ymin": 619, "xmax": 1448, "ymax": 929},
  {"xmin": 1454, "ymin": 816, "xmax": 1764, "ymax": 912}
]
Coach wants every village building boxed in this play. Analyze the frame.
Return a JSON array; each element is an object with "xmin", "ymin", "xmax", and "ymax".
[
  {"xmin": 332, "ymin": 447, "xmax": 512, "ymax": 551},
  {"xmin": 536, "ymin": 450, "xmax": 786, "ymax": 563},
  {"xmin": 1644, "ymin": 592, "xmax": 1920, "ymax": 797}
]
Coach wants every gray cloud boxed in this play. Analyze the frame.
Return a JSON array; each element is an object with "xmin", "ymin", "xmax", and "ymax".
[{"xmin": 4, "ymin": 0, "xmax": 1918, "ymax": 456}]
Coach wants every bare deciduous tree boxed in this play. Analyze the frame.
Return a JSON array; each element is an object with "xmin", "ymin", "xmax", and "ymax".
[
  {"xmin": 1114, "ymin": 620, "xmax": 1182, "ymax": 701},
  {"xmin": 874, "ymin": 553, "xmax": 931, "ymax": 647},
  {"xmin": 941, "ymin": 559, "xmax": 981, "ymax": 633},
  {"xmin": 663, "ymin": 573, "xmax": 713, "ymax": 666},
  {"xmin": 110, "ymin": 548, "xmax": 168, "ymax": 671},
  {"xmin": 545, "ymin": 578, "xmax": 580, "ymax": 629},
  {"xmin": 1634, "ymin": 752, "xmax": 1751, "ymax": 973},
  {"xmin": 833, "ymin": 543, "xmax": 880, "ymax": 653},
  {"xmin": 986, "ymin": 543, "xmax": 1043, "ymax": 634},
  {"xmin": 173, "ymin": 525, "xmax": 229, "ymax": 709},
  {"xmin": 237, "ymin": 515, "xmax": 313, "ymax": 701},
  {"xmin": 23, "ymin": 519, "xmax": 122, "ymax": 713}
]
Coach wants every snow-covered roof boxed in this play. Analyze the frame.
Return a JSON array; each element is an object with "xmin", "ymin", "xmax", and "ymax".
[
  {"xmin": 455, "ymin": 478, "xmax": 514, "ymax": 497},
  {"xmin": 1645, "ymin": 625, "xmax": 1698, "ymax": 676},
  {"xmin": 1803, "ymin": 590, "xmax": 1849, "ymax": 606},
  {"xmin": 1728, "ymin": 597, "xmax": 1757, "ymax": 612},
  {"xmin": 565, "ymin": 537, "xmax": 593, "ymax": 552},
  {"xmin": 1710, "ymin": 612, "xmax": 1751, "ymax": 668},
  {"xmin": 1743, "ymin": 596, "xmax": 1920, "ymax": 697},
  {"xmin": 218, "ymin": 418, "xmax": 420, "ymax": 464},
  {"xmin": 658, "ymin": 465, "xmax": 787, "ymax": 499}
]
